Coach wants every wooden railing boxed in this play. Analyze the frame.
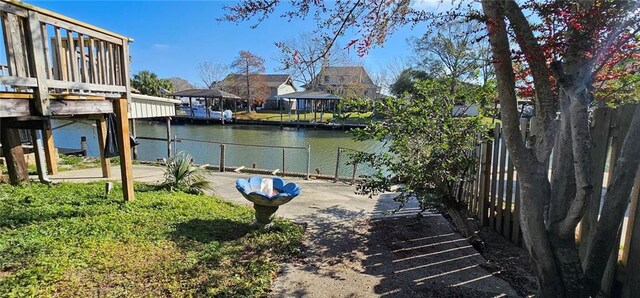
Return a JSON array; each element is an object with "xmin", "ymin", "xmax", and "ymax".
[{"xmin": 0, "ymin": 0, "xmax": 131, "ymax": 116}]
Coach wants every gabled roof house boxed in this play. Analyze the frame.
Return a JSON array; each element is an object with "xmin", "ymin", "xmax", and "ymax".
[{"xmin": 306, "ymin": 66, "xmax": 382, "ymax": 99}]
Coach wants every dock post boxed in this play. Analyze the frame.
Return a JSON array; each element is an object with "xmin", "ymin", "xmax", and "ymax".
[
  {"xmin": 80, "ymin": 136, "xmax": 87, "ymax": 156},
  {"xmin": 306, "ymin": 145, "xmax": 311, "ymax": 180},
  {"xmin": 219, "ymin": 144, "xmax": 226, "ymax": 172},
  {"xmin": 296, "ymin": 103, "xmax": 300, "ymax": 130},
  {"xmin": 220, "ymin": 98, "xmax": 225, "ymax": 125},
  {"xmin": 282, "ymin": 148, "xmax": 286, "ymax": 177}
]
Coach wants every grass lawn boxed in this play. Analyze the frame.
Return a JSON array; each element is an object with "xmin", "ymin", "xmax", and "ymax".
[
  {"xmin": 0, "ymin": 182, "xmax": 303, "ymax": 297},
  {"xmin": 234, "ymin": 110, "xmax": 373, "ymax": 124}
]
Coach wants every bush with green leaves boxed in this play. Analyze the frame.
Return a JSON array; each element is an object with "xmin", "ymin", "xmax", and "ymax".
[
  {"xmin": 351, "ymin": 80, "xmax": 488, "ymax": 210},
  {"xmin": 161, "ymin": 152, "xmax": 209, "ymax": 194}
]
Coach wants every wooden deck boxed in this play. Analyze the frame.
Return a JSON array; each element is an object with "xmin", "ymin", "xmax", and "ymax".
[{"xmin": 0, "ymin": 0, "xmax": 135, "ymax": 200}]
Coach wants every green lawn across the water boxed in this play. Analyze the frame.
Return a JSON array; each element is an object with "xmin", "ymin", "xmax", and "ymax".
[
  {"xmin": 0, "ymin": 182, "xmax": 303, "ymax": 297},
  {"xmin": 234, "ymin": 110, "xmax": 373, "ymax": 124}
]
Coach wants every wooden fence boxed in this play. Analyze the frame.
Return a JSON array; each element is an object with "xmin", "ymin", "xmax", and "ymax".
[{"xmin": 459, "ymin": 103, "xmax": 640, "ymax": 295}]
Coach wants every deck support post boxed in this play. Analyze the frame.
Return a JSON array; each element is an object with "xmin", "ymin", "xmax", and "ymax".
[
  {"xmin": 30, "ymin": 130, "xmax": 49, "ymax": 183},
  {"xmin": 43, "ymin": 120, "xmax": 58, "ymax": 175},
  {"xmin": 96, "ymin": 117, "xmax": 111, "ymax": 178},
  {"xmin": 113, "ymin": 98, "xmax": 134, "ymax": 201},
  {"xmin": 0, "ymin": 120, "xmax": 29, "ymax": 184}
]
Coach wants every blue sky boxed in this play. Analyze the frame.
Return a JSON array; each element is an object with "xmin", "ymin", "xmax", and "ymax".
[{"xmin": 29, "ymin": 1, "xmax": 442, "ymax": 88}]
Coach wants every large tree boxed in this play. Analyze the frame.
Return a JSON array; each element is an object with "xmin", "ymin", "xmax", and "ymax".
[
  {"xmin": 197, "ymin": 61, "xmax": 229, "ymax": 89},
  {"xmin": 275, "ymin": 32, "xmax": 351, "ymax": 90},
  {"xmin": 480, "ymin": 1, "xmax": 640, "ymax": 296},
  {"xmin": 413, "ymin": 22, "xmax": 488, "ymax": 93},
  {"xmin": 223, "ymin": 1, "xmax": 640, "ymax": 296},
  {"xmin": 230, "ymin": 51, "xmax": 266, "ymax": 112}
]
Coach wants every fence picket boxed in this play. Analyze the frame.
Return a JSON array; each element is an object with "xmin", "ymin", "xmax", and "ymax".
[
  {"xmin": 478, "ymin": 142, "xmax": 491, "ymax": 226},
  {"xmin": 579, "ymin": 108, "xmax": 612, "ymax": 257},
  {"xmin": 490, "ymin": 123, "xmax": 501, "ymax": 228},
  {"xmin": 496, "ymin": 133, "xmax": 508, "ymax": 234},
  {"xmin": 504, "ymin": 152, "xmax": 514, "ymax": 239}
]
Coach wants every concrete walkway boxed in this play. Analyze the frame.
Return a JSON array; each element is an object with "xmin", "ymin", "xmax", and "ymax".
[{"xmin": 51, "ymin": 165, "xmax": 517, "ymax": 297}]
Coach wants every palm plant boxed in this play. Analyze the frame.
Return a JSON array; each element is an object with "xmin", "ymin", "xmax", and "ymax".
[{"xmin": 161, "ymin": 152, "xmax": 210, "ymax": 194}]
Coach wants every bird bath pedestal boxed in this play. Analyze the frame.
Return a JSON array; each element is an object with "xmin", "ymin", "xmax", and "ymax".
[{"xmin": 235, "ymin": 176, "xmax": 301, "ymax": 227}]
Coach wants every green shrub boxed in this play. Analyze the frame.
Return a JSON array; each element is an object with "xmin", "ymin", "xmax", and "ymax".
[{"xmin": 161, "ymin": 151, "xmax": 210, "ymax": 194}]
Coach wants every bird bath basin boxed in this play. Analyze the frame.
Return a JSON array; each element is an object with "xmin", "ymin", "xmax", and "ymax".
[{"xmin": 235, "ymin": 176, "xmax": 301, "ymax": 226}]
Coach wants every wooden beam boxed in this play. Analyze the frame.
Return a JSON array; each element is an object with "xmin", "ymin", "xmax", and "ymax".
[
  {"xmin": 1, "ymin": 119, "xmax": 46, "ymax": 129},
  {"xmin": 116, "ymin": 39, "xmax": 133, "ymax": 201},
  {"xmin": 4, "ymin": 13, "xmax": 28, "ymax": 78},
  {"xmin": 30, "ymin": 129, "xmax": 49, "ymax": 183},
  {"xmin": 42, "ymin": 119, "xmax": 57, "ymax": 175},
  {"xmin": 25, "ymin": 11, "xmax": 50, "ymax": 115},
  {"xmin": 5, "ymin": 0, "xmax": 131, "ymax": 42},
  {"xmin": 96, "ymin": 117, "xmax": 110, "ymax": 178},
  {"xmin": 46, "ymin": 79, "xmax": 127, "ymax": 93},
  {"xmin": 113, "ymin": 98, "xmax": 133, "ymax": 201},
  {"xmin": 0, "ymin": 119, "xmax": 29, "ymax": 184}
]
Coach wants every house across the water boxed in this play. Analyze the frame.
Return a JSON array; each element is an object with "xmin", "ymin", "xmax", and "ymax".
[
  {"xmin": 306, "ymin": 66, "xmax": 383, "ymax": 100},
  {"xmin": 213, "ymin": 74, "xmax": 297, "ymax": 110}
]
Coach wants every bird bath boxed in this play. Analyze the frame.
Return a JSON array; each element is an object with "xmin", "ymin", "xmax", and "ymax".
[{"xmin": 235, "ymin": 176, "xmax": 301, "ymax": 226}]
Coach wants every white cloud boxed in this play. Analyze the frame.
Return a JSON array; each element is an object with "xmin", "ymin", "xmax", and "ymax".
[{"xmin": 153, "ymin": 43, "xmax": 171, "ymax": 50}]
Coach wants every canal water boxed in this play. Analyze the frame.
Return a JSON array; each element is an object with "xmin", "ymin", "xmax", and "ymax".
[{"xmin": 51, "ymin": 120, "xmax": 384, "ymax": 177}]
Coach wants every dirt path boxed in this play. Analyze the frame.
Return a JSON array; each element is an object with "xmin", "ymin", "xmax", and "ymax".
[{"xmin": 51, "ymin": 166, "xmax": 518, "ymax": 297}]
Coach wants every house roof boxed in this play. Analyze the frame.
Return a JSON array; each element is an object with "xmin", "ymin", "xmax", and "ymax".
[
  {"xmin": 317, "ymin": 66, "xmax": 375, "ymax": 86},
  {"xmin": 276, "ymin": 90, "xmax": 341, "ymax": 101},
  {"xmin": 169, "ymin": 88, "xmax": 241, "ymax": 99},
  {"xmin": 217, "ymin": 74, "xmax": 295, "ymax": 88}
]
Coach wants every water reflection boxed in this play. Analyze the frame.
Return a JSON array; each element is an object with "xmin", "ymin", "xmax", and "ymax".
[{"xmin": 51, "ymin": 120, "xmax": 384, "ymax": 176}]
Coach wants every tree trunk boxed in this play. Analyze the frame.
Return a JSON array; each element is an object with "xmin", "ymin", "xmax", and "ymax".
[{"xmin": 246, "ymin": 63, "xmax": 252, "ymax": 113}]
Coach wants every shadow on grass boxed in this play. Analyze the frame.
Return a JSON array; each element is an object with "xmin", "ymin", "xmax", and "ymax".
[{"xmin": 170, "ymin": 218, "xmax": 253, "ymax": 244}]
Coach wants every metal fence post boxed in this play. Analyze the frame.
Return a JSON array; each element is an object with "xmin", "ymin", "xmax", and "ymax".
[
  {"xmin": 334, "ymin": 148, "xmax": 341, "ymax": 182},
  {"xmin": 282, "ymin": 147, "xmax": 286, "ymax": 177},
  {"xmin": 220, "ymin": 143, "xmax": 225, "ymax": 172},
  {"xmin": 351, "ymin": 163, "xmax": 358, "ymax": 185},
  {"xmin": 173, "ymin": 134, "xmax": 178, "ymax": 157},
  {"xmin": 306, "ymin": 145, "xmax": 311, "ymax": 180}
]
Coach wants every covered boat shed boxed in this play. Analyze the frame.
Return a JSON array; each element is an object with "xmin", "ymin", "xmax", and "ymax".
[
  {"xmin": 170, "ymin": 88, "xmax": 241, "ymax": 124},
  {"xmin": 276, "ymin": 91, "xmax": 341, "ymax": 128}
]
